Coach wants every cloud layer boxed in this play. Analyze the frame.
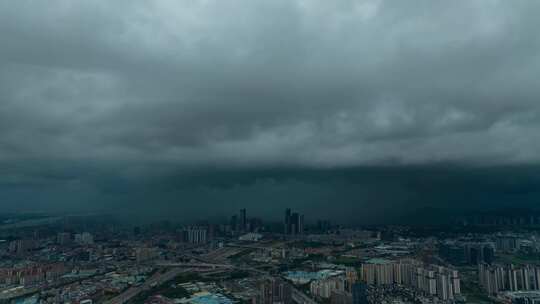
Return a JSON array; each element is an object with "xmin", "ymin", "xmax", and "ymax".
[
  {"xmin": 2, "ymin": 0, "xmax": 540, "ymax": 167},
  {"xmin": 1, "ymin": 1, "xmax": 540, "ymax": 217}
]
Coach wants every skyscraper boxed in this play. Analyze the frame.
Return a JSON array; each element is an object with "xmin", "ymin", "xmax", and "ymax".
[
  {"xmin": 230, "ymin": 215, "xmax": 238, "ymax": 232},
  {"xmin": 284, "ymin": 208, "xmax": 291, "ymax": 234},
  {"xmin": 185, "ymin": 226, "xmax": 208, "ymax": 244},
  {"xmin": 299, "ymin": 214, "xmax": 304, "ymax": 235},
  {"xmin": 240, "ymin": 208, "xmax": 247, "ymax": 231},
  {"xmin": 291, "ymin": 213, "xmax": 299, "ymax": 235},
  {"xmin": 284, "ymin": 208, "xmax": 304, "ymax": 235}
]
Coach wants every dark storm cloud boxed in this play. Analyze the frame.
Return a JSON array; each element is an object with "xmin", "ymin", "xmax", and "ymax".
[
  {"xmin": 1, "ymin": 1, "xmax": 540, "ymax": 218},
  {"xmin": 4, "ymin": 161, "xmax": 539, "ymax": 224}
]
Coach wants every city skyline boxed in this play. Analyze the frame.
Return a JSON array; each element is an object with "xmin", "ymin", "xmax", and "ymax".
[{"xmin": 1, "ymin": 2, "xmax": 540, "ymax": 303}]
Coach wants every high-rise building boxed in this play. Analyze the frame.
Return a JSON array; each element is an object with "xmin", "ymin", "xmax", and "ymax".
[
  {"xmin": 57, "ymin": 232, "xmax": 71, "ymax": 245},
  {"xmin": 240, "ymin": 208, "xmax": 247, "ymax": 232},
  {"xmin": 299, "ymin": 214, "xmax": 304, "ymax": 235},
  {"xmin": 311, "ymin": 276, "xmax": 346, "ymax": 299},
  {"xmin": 440, "ymin": 241, "xmax": 495, "ymax": 265},
  {"xmin": 435, "ymin": 267, "xmax": 460, "ymax": 301},
  {"xmin": 284, "ymin": 208, "xmax": 291, "ymax": 234},
  {"xmin": 9, "ymin": 239, "xmax": 36, "ymax": 255},
  {"xmin": 345, "ymin": 267, "xmax": 358, "ymax": 292},
  {"xmin": 230, "ymin": 215, "xmax": 238, "ymax": 232},
  {"xmin": 291, "ymin": 213, "xmax": 299, "ymax": 235},
  {"xmin": 360, "ymin": 259, "xmax": 460, "ymax": 300},
  {"xmin": 185, "ymin": 226, "xmax": 208, "ymax": 244},
  {"xmin": 317, "ymin": 220, "xmax": 331, "ymax": 232},
  {"xmin": 495, "ymin": 236, "xmax": 519, "ymax": 252},
  {"xmin": 284, "ymin": 208, "xmax": 304, "ymax": 235},
  {"xmin": 479, "ymin": 263, "xmax": 540, "ymax": 295},
  {"xmin": 74, "ymin": 232, "xmax": 94, "ymax": 245},
  {"xmin": 483, "ymin": 246, "xmax": 495, "ymax": 265},
  {"xmin": 259, "ymin": 277, "xmax": 292, "ymax": 304}
]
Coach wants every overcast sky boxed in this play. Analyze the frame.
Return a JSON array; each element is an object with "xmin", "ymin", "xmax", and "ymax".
[{"xmin": 1, "ymin": 1, "xmax": 540, "ymax": 222}]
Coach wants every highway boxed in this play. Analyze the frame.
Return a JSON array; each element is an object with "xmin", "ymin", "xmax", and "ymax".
[
  {"xmin": 154, "ymin": 261, "xmax": 234, "ymax": 269},
  {"xmin": 106, "ymin": 251, "xmax": 318, "ymax": 304},
  {"xmin": 104, "ymin": 268, "xmax": 192, "ymax": 304}
]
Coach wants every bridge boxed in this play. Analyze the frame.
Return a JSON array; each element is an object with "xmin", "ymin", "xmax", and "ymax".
[
  {"xmin": 154, "ymin": 261, "xmax": 233, "ymax": 269},
  {"xmin": 104, "ymin": 268, "xmax": 192, "ymax": 304}
]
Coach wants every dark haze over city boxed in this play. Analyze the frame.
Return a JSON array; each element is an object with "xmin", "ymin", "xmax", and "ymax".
[{"xmin": 2, "ymin": 1, "xmax": 540, "ymax": 224}]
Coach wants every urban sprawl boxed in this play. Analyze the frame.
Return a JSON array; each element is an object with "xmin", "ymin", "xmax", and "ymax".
[{"xmin": 1, "ymin": 210, "xmax": 540, "ymax": 304}]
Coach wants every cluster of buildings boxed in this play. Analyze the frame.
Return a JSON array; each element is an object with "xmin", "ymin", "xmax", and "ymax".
[
  {"xmin": 182, "ymin": 226, "xmax": 209, "ymax": 244},
  {"xmin": 229, "ymin": 208, "xmax": 263, "ymax": 235},
  {"xmin": 8, "ymin": 239, "xmax": 37, "ymax": 255},
  {"xmin": 310, "ymin": 277, "xmax": 352, "ymax": 300},
  {"xmin": 256, "ymin": 276, "xmax": 368, "ymax": 304},
  {"xmin": 256, "ymin": 277, "xmax": 292, "ymax": 304},
  {"xmin": 436, "ymin": 231, "xmax": 540, "ymax": 302},
  {"xmin": 308, "ymin": 268, "xmax": 358, "ymax": 299},
  {"xmin": 6, "ymin": 211, "xmax": 540, "ymax": 304},
  {"xmin": 307, "ymin": 230, "xmax": 379, "ymax": 245},
  {"xmin": 479, "ymin": 263, "xmax": 540, "ymax": 295},
  {"xmin": 0, "ymin": 263, "xmax": 66, "ymax": 286},
  {"xmin": 284, "ymin": 208, "xmax": 304, "ymax": 236},
  {"xmin": 74, "ymin": 232, "xmax": 95, "ymax": 245},
  {"xmin": 496, "ymin": 235, "xmax": 521, "ymax": 253},
  {"xmin": 440, "ymin": 234, "xmax": 540, "ymax": 260},
  {"xmin": 439, "ymin": 241, "xmax": 495, "ymax": 265},
  {"xmin": 457, "ymin": 213, "xmax": 540, "ymax": 227},
  {"xmin": 151, "ymin": 207, "xmax": 306, "ymax": 245},
  {"xmin": 360, "ymin": 259, "xmax": 461, "ymax": 302}
]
